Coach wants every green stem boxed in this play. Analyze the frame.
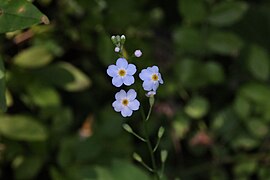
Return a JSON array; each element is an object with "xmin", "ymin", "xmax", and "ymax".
[{"xmin": 143, "ymin": 104, "xmax": 159, "ymax": 180}]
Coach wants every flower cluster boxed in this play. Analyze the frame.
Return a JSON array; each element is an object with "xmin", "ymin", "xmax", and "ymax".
[{"xmin": 107, "ymin": 35, "xmax": 164, "ymax": 117}]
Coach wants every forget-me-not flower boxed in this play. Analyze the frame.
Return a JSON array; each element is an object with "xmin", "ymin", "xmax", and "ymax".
[
  {"xmin": 112, "ymin": 89, "xmax": 140, "ymax": 117},
  {"xmin": 107, "ymin": 58, "xmax": 136, "ymax": 87},
  {"xmin": 139, "ymin": 66, "xmax": 164, "ymax": 91}
]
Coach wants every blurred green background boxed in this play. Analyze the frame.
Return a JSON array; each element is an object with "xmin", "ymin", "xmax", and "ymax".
[{"xmin": 1, "ymin": 0, "xmax": 270, "ymax": 179}]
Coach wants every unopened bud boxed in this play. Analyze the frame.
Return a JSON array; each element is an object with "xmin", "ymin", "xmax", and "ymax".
[
  {"xmin": 133, "ymin": 152, "xmax": 142, "ymax": 162},
  {"xmin": 134, "ymin": 50, "xmax": 142, "ymax": 57},
  {"xmin": 122, "ymin": 123, "xmax": 133, "ymax": 133},
  {"xmin": 111, "ymin": 35, "xmax": 117, "ymax": 44},
  {"xmin": 120, "ymin": 35, "xmax": 126, "ymax": 44},
  {"xmin": 161, "ymin": 150, "xmax": 168, "ymax": 163},
  {"xmin": 114, "ymin": 47, "xmax": 120, "ymax": 53},
  {"xmin": 158, "ymin": 126, "xmax": 165, "ymax": 138}
]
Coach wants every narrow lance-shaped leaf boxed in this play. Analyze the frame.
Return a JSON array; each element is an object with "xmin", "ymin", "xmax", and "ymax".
[
  {"xmin": 0, "ymin": 57, "xmax": 6, "ymax": 111},
  {"xmin": 0, "ymin": 0, "xmax": 49, "ymax": 33}
]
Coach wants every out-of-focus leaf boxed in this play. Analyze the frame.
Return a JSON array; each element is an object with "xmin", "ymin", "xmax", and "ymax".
[
  {"xmin": 233, "ymin": 159, "xmax": 257, "ymax": 178},
  {"xmin": 0, "ymin": 0, "xmax": 49, "ymax": 33},
  {"xmin": 173, "ymin": 114, "xmax": 190, "ymax": 139},
  {"xmin": 247, "ymin": 45, "xmax": 269, "ymax": 81},
  {"xmin": 240, "ymin": 83, "xmax": 270, "ymax": 104},
  {"xmin": 14, "ymin": 156, "xmax": 43, "ymax": 180},
  {"xmin": 13, "ymin": 46, "xmax": 53, "ymax": 68},
  {"xmin": 97, "ymin": 33, "xmax": 115, "ymax": 65},
  {"xmin": 60, "ymin": 62, "xmax": 91, "ymax": 91},
  {"xmin": 0, "ymin": 115, "xmax": 47, "ymax": 141},
  {"xmin": 208, "ymin": 1, "xmax": 248, "ymax": 26},
  {"xmin": 246, "ymin": 118, "xmax": 268, "ymax": 138},
  {"xmin": 95, "ymin": 166, "xmax": 113, "ymax": 180},
  {"xmin": 25, "ymin": 84, "xmax": 61, "ymax": 108},
  {"xmin": 110, "ymin": 160, "xmax": 151, "ymax": 180},
  {"xmin": 204, "ymin": 61, "xmax": 225, "ymax": 84},
  {"xmin": 231, "ymin": 135, "xmax": 259, "ymax": 150},
  {"xmin": 207, "ymin": 31, "xmax": 243, "ymax": 55},
  {"xmin": 0, "ymin": 57, "xmax": 6, "ymax": 111},
  {"xmin": 185, "ymin": 96, "xmax": 209, "ymax": 119},
  {"xmin": 233, "ymin": 96, "xmax": 250, "ymax": 119},
  {"xmin": 173, "ymin": 27, "xmax": 206, "ymax": 54},
  {"xmin": 178, "ymin": 0, "xmax": 207, "ymax": 24}
]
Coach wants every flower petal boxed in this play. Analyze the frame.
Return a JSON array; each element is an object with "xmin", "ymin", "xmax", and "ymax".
[
  {"xmin": 112, "ymin": 76, "xmax": 123, "ymax": 87},
  {"xmin": 116, "ymin": 58, "xmax": 128, "ymax": 68},
  {"xmin": 126, "ymin": 64, "xmax": 136, "ymax": 75},
  {"xmin": 121, "ymin": 107, "xmax": 133, "ymax": 117},
  {"xmin": 158, "ymin": 73, "xmax": 164, "ymax": 84},
  {"xmin": 115, "ymin": 89, "xmax": 126, "ymax": 100},
  {"xmin": 127, "ymin": 89, "xmax": 137, "ymax": 100},
  {"xmin": 112, "ymin": 100, "xmax": 122, "ymax": 112},
  {"xmin": 123, "ymin": 75, "xmax": 135, "ymax": 86},
  {"xmin": 128, "ymin": 99, "xmax": 140, "ymax": 110},
  {"xmin": 143, "ymin": 80, "xmax": 153, "ymax": 91},
  {"xmin": 151, "ymin": 66, "xmax": 159, "ymax": 73},
  {"xmin": 139, "ymin": 69, "xmax": 151, "ymax": 81},
  {"xmin": 152, "ymin": 82, "xmax": 159, "ymax": 91},
  {"xmin": 107, "ymin": 65, "xmax": 118, "ymax": 77}
]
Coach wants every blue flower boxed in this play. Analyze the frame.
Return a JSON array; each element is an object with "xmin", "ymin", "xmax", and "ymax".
[
  {"xmin": 112, "ymin": 89, "xmax": 140, "ymax": 117},
  {"xmin": 107, "ymin": 58, "xmax": 136, "ymax": 87},
  {"xmin": 139, "ymin": 66, "xmax": 164, "ymax": 91}
]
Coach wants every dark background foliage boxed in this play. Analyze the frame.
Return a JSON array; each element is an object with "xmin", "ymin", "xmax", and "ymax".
[{"xmin": 1, "ymin": 0, "xmax": 270, "ymax": 179}]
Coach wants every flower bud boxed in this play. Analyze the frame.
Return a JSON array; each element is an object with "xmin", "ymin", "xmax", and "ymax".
[
  {"xmin": 120, "ymin": 35, "xmax": 126, "ymax": 44},
  {"xmin": 114, "ymin": 47, "xmax": 120, "ymax": 53},
  {"xmin": 122, "ymin": 123, "xmax": 133, "ymax": 133},
  {"xmin": 133, "ymin": 152, "xmax": 142, "ymax": 162},
  {"xmin": 111, "ymin": 35, "xmax": 117, "ymax": 44},
  {"xmin": 161, "ymin": 150, "xmax": 168, "ymax": 163},
  {"xmin": 134, "ymin": 50, "xmax": 142, "ymax": 57},
  {"xmin": 158, "ymin": 126, "xmax": 165, "ymax": 138}
]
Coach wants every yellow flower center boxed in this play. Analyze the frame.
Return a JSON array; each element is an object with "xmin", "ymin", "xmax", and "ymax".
[
  {"xmin": 151, "ymin": 74, "xmax": 158, "ymax": 81},
  {"xmin": 118, "ymin": 69, "xmax": 126, "ymax": 77},
  {"xmin": 122, "ymin": 99, "xmax": 129, "ymax": 106}
]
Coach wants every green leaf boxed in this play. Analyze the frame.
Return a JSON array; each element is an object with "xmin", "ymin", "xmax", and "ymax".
[
  {"xmin": 247, "ymin": 45, "xmax": 269, "ymax": 81},
  {"xmin": 13, "ymin": 46, "xmax": 54, "ymax": 68},
  {"xmin": 246, "ymin": 118, "xmax": 268, "ymax": 138},
  {"xmin": 60, "ymin": 62, "xmax": 91, "ymax": 91},
  {"xmin": 185, "ymin": 96, "xmax": 209, "ymax": 119},
  {"xmin": 110, "ymin": 160, "xmax": 151, "ymax": 180},
  {"xmin": 208, "ymin": 1, "xmax": 248, "ymax": 27},
  {"xmin": 233, "ymin": 96, "xmax": 251, "ymax": 119},
  {"xmin": 0, "ymin": 115, "xmax": 47, "ymax": 141},
  {"xmin": 173, "ymin": 114, "xmax": 190, "ymax": 139},
  {"xmin": 0, "ymin": 57, "xmax": 6, "ymax": 111},
  {"xmin": 203, "ymin": 61, "xmax": 225, "ymax": 84},
  {"xmin": 0, "ymin": 0, "xmax": 49, "ymax": 33},
  {"xmin": 173, "ymin": 27, "xmax": 206, "ymax": 54},
  {"xmin": 233, "ymin": 159, "xmax": 257, "ymax": 177},
  {"xmin": 240, "ymin": 83, "xmax": 270, "ymax": 104},
  {"xmin": 178, "ymin": 0, "xmax": 207, "ymax": 24},
  {"xmin": 207, "ymin": 31, "xmax": 243, "ymax": 55}
]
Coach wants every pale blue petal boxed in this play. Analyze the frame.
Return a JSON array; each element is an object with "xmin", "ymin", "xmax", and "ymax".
[
  {"xmin": 139, "ymin": 69, "xmax": 151, "ymax": 81},
  {"xmin": 158, "ymin": 73, "xmax": 164, "ymax": 84},
  {"xmin": 127, "ymin": 89, "xmax": 137, "ymax": 100},
  {"xmin": 126, "ymin": 64, "xmax": 136, "ymax": 75},
  {"xmin": 152, "ymin": 82, "xmax": 159, "ymax": 91},
  {"xmin": 112, "ymin": 76, "xmax": 123, "ymax": 87},
  {"xmin": 115, "ymin": 89, "xmax": 126, "ymax": 100},
  {"xmin": 143, "ymin": 80, "xmax": 153, "ymax": 91},
  {"xmin": 151, "ymin": 66, "xmax": 159, "ymax": 73},
  {"xmin": 128, "ymin": 99, "xmax": 140, "ymax": 110},
  {"xmin": 116, "ymin": 58, "xmax": 128, "ymax": 68},
  {"xmin": 123, "ymin": 75, "xmax": 134, "ymax": 86},
  {"xmin": 112, "ymin": 100, "xmax": 122, "ymax": 112},
  {"xmin": 107, "ymin": 65, "xmax": 118, "ymax": 77},
  {"xmin": 121, "ymin": 107, "xmax": 133, "ymax": 117}
]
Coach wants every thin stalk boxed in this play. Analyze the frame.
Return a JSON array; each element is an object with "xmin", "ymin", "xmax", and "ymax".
[{"xmin": 143, "ymin": 104, "xmax": 159, "ymax": 180}]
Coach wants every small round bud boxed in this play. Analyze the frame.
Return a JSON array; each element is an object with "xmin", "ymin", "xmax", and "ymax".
[
  {"xmin": 158, "ymin": 126, "xmax": 165, "ymax": 138},
  {"xmin": 134, "ymin": 50, "xmax": 142, "ymax": 57},
  {"xmin": 121, "ymin": 35, "xmax": 125, "ymax": 40},
  {"xmin": 133, "ymin": 152, "xmax": 142, "ymax": 162},
  {"xmin": 111, "ymin": 36, "xmax": 117, "ymax": 45},
  {"xmin": 114, "ymin": 47, "xmax": 120, "ymax": 53},
  {"xmin": 122, "ymin": 123, "xmax": 133, "ymax": 133}
]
